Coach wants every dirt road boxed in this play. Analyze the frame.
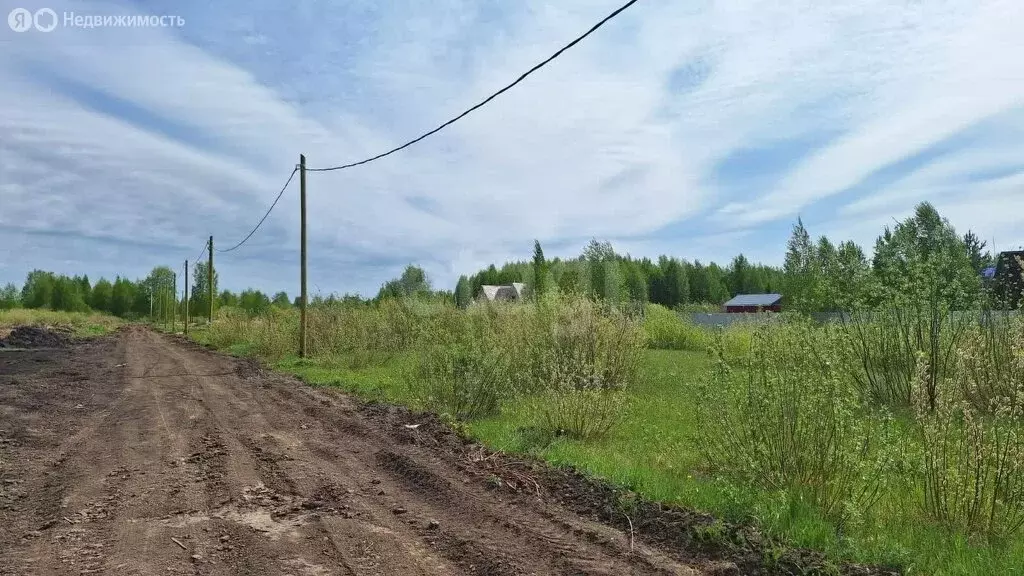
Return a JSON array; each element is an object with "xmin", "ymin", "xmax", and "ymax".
[{"xmin": 0, "ymin": 327, "xmax": 715, "ymax": 575}]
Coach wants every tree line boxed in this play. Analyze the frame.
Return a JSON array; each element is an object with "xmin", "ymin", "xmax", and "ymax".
[
  {"xmin": 453, "ymin": 202, "xmax": 1012, "ymax": 313},
  {"xmin": 0, "ymin": 262, "xmax": 293, "ymax": 319},
  {"xmin": 3, "ymin": 202, "xmax": 1016, "ymax": 317}
]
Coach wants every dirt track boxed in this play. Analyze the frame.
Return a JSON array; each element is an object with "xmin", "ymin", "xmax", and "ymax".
[{"xmin": 0, "ymin": 326, "xmax": 717, "ymax": 575}]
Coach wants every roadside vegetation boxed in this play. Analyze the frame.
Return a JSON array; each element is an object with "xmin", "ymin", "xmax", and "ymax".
[
  {"xmin": 184, "ymin": 203, "xmax": 1022, "ymax": 575},
  {"xmin": 0, "ymin": 308, "xmax": 121, "ymax": 337},
  {"xmin": 5, "ymin": 201, "xmax": 1022, "ymax": 574}
]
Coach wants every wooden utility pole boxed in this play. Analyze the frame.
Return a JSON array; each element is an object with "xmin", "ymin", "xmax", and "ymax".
[
  {"xmin": 299, "ymin": 154, "xmax": 308, "ymax": 358},
  {"xmin": 172, "ymin": 273, "xmax": 177, "ymax": 333},
  {"xmin": 184, "ymin": 260, "xmax": 189, "ymax": 335},
  {"xmin": 208, "ymin": 236, "xmax": 214, "ymax": 325}
]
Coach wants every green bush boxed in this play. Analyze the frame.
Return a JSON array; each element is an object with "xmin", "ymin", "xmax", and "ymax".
[
  {"xmin": 206, "ymin": 306, "xmax": 297, "ymax": 359},
  {"xmin": 695, "ymin": 322, "xmax": 899, "ymax": 529},
  {"xmin": 411, "ymin": 310, "xmax": 510, "ymax": 419},
  {"xmin": 642, "ymin": 303, "xmax": 710, "ymax": 351},
  {"xmin": 914, "ymin": 317, "xmax": 1024, "ymax": 540},
  {"xmin": 524, "ymin": 296, "xmax": 643, "ymax": 439}
]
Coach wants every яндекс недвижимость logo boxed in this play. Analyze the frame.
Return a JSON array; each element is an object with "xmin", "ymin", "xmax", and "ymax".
[
  {"xmin": 7, "ymin": 7, "xmax": 184, "ymax": 33},
  {"xmin": 8, "ymin": 7, "xmax": 58, "ymax": 32}
]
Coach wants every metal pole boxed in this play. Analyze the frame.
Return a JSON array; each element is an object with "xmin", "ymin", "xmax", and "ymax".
[{"xmin": 299, "ymin": 154, "xmax": 308, "ymax": 358}]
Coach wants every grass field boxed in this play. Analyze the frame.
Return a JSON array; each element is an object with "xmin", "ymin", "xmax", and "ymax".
[
  {"xmin": 192, "ymin": 301, "xmax": 1024, "ymax": 575},
  {"xmin": 0, "ymin": 308, "xmax": 122, "ymax": 337}
]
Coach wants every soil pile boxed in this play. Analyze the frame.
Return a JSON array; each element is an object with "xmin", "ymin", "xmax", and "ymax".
[{"xmin": 0, "ymin": 326, "xmax": 71, "ymax": 349}]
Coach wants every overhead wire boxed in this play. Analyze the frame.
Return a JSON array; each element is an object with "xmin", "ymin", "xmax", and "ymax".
[
  {"xmin": 194, "ymin": 239, "xmax": 209, "ymax": 264},
  {"xmin": 216, "ymin": 166, "xmax": 299, "ymax": 253},
  {"xmin": 306, "ymin": 0, "xmax": 640, "ymax": 173}
]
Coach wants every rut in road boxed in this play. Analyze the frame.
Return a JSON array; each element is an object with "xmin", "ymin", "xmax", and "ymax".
[{"xmin": 0, "ymin": 326, "xmax": 713, "ymax": 575}]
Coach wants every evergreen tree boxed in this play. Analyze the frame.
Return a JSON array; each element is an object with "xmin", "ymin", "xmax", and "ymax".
[
  {"xmin": 531, "ymin": 240, "xmax": 548, "ymax": 299},
  {"xmin": 455, "ymin": 276, "xmax": 472, "ymax": 308},
  {"xmin": 783, "ymin": 218, "xmax": 818, "ymax": 313}
]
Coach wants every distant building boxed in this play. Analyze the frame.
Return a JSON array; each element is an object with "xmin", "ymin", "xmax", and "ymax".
[
  {"xmin": 722, "ymin": 293, "xmax": 783, "ymax": 313},
  {"xmin": 478, "ymin": 283, "xmax": 527, "ymax": 303}
]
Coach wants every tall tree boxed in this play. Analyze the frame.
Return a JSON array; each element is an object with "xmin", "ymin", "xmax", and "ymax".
[
  {"xmin": 110, "ymin": 277, "xmax": 136, "ymax": 318},
  {"xmin": 660, "ymin": 257, "xmax": 689, "ymax": 308},
  {"xmin": 556, "ymin": 261, "xmax": 588, "ymax": 296},
  {"xmin": 689, "ymin": 261, "xmax": 710, "ymax": 304},
  {"xmin": 783, "ymin": 218, "xmax": 819, "ymax": 313},
  {"xmin": 532, "ymin": 240, "xmax": 548, "ymax": 299},
  {"xmin": 728, "ymin": 254, "xmax": 756, "ymax": 296},
  {"xmin": 90, "ymin": 278, "xmax": 114, "ymax": 313},
  {"xmin": 191, "ymin": 262, "xmax": 219, "ymax": 318},
  {"xmin": 705, "ymin": 263, "xmax": 730, "ymax": 304},
  {"xmin": 0, "ymin": 283, "xmax": 20, "ymax": 310},
  {"xmin": 218, "ymin": 290, "xmax": 239, "ymax": 308},
  {"xmin": 622, "ymin": 259, "xmax": 649, "ymax": 303},
  {"xmin": 835, "ymin": 240, "xmax": 873, "ymax": 310},
  {"xmin": 963, "ymin": 230, "xmax": 992, "ymax": 275},
  {"xmin": 21, "ymin": 270, "xmax": 55, "ymax": 309},
  {"xmin": 239, "ymin": 289, "xmax": 271, "ymax": 315},
  {"xmin": 583, "ymin": 239, "xmax": 615, "ymax": 299},
  {"xmin": 377, "ymin": 265, "xmax": 431, "ymax": 300},
  {"xmin": 455, "ymin": 276, "xmax": 472, "ymax": 308},
  {"xmin": 872, "ymin": 202, "xmax": 980, "ymax": 309},
  {"xmin": 271, "ymin": 291, "xmax": 291, "ymax": 308}
]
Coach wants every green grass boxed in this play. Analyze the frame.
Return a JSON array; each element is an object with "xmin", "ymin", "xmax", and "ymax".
[
  {"xmin": 195, "ymin": 331, "xmax": 1024, "ymax": 575},
  {"xmin": 0, "ymin": 308, "xmax": 122, "ymax": 337}
]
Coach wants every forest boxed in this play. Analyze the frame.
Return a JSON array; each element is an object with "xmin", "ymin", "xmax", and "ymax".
[{"xmin": 0, "ymin": 202, "xmax": 1015, "ymax": 317}]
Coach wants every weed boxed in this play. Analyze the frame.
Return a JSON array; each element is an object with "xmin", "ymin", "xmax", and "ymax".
[
  {"xmin": 913, "ymin": 318, "xmax": 1024, "ymax": 540},
  {"xmin": 695, "ymin": 322, "xmax": 899, "ymax": 530}
]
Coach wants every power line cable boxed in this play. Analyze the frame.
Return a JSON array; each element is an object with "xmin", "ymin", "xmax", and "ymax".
[
  {"xmin": 307, "ymin": 0, "xmax": 639, "ymax": 173},
  {"xmin": 216, "ymin": 166, "xmax": 299, "ymax": 253},
  {"xmin": 194, "ymin": 240, "xmax": 209, "ymax": 265}
]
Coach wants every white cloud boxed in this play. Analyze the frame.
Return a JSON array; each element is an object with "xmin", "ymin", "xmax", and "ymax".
[{"xmin": 1, "ymin": 0, "xmax": 1022, "ymax": 295}]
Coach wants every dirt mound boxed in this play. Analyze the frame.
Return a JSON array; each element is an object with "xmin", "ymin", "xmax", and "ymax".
[{"xmin": 0, "ymin": 326, "xmax": 71, "ymax": 349}]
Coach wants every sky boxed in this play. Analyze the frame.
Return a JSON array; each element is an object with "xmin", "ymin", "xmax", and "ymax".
[{"xmin": 1, "ymin": 0, "xmax": 1023, "ymax": 297}]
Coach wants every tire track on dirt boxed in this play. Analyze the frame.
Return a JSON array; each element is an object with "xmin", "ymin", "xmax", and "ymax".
[{"xmin": 2, "ymin": 327, "xmax": 709, "ymax": 576}]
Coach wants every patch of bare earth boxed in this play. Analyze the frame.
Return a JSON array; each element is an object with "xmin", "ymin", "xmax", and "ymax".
[{"xmin": 0, "ymin": 326, "xmax": 898, "ymax": 575}]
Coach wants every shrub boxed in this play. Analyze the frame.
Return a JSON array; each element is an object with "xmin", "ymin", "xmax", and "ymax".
[
  {"xmin": 842, "ymin": 305, "xmax": 970, "ymax": 409},
  {"xmin": 914, "ymin": 318, "xmax": 1024, "ymax": 540},
  {"xmin": 305, "ymin": 299, "xmax": 427, "ymax": 367},
  {"xmin": 695, "ymin": 322, "xmax": 898, "ymax": 528},
  {"xmin": 0, "ymin": 308, "xmax": 121, "ymax": 336},
  {"xmin": 411, "ymin": 310, "xmax": 509, "ymax": 419},
  {"xmin": 531, "ymin": 387, "xmax": 627, "ymax": 440},
  {"xmin": 525, "ymin": 296, "xmax": 644, "ymax": 439},
  {"xmin": 642, "ymin": 303, "xmax": 710, "ymax": 351},
  {"xmin": 207, "ymin": 306, "xmax": 296, "ymax": 359}
]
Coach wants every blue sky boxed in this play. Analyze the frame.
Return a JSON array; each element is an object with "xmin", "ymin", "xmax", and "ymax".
[{"xmin": 1, "ymin": 0, "xmax": 1023, "ymax": 297}]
